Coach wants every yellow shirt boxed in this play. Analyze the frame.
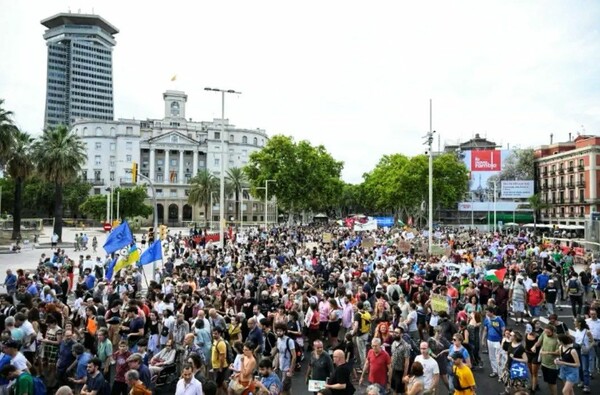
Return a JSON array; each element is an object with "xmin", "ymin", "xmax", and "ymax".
[
  {"xmin": 211, "ymin": 339, "xmax": 228, "ymax": 369},
  {"xmin": 453, "ymin": 364, "xmax": 476, "ymax": 395}
]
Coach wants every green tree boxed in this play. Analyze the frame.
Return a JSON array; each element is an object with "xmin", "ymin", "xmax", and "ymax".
[
  {"xmin": 226, "ymin": 167, "xmax": 247, "ymax": 222},
  {"xmin": 0, "ymin": 99, "xmax": 16, "ymax": 165},
  {"xmin": 527, "ymin": 193, "xmax": 549, "ymax": 231},
  {"xmin": 115, "ymin": 186, "xmax": 153, "ymax": 220},
  {"xmin": 79, "ymin": 195, "xmax": 107, "ymax": 221},
  {"xmin": 244, "ymin": 135, "xmax": 344, "ymax": 217},
  {"xmin": 188, "ymin": 170, "xmax": 219, "ymax": 227},
  {"xmin": 80, "ymin": 186, "xmax": 152, "ymax": 221},
  {"xmin": 5, "ymin": 130, "xmax": 34, "ymax": 240},
  {"xmin": 339, "ymin": 183, "xmax": 369, "ymax": 217},
  {"xmin": 362, "ymin": 154, "xmax": 410, "ymax": 214},
  {"xmin": 32, "ymin": 126, "xmax": 86, "ymax": 240},
  {"xmin": 64, "ymin": 179, "xmax": 92, "ymax": 218},
  {"xmin": 21, "ymin": 177, "xmax": 54, "ymax": 217}
]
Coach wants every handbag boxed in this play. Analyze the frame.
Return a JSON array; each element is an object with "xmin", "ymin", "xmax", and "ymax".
[
  {"xmin": 228, "ymin": 379, "xmax": 245, "ymax": 395},
  {"xmin": 510, "ymin": 361, "xmax": 529, "ymax": 380}
]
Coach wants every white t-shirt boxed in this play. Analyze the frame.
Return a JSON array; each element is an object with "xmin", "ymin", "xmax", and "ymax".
[
  {"xmin": 11, "ymin": 352, "xmax": 29, "ymax": 371},
  {"xmin": 414, "ymin": 355, "xmax": 440, "ymax": 391},
  {"xmin": 19, "ymin": 321, "xmax": 36, "ymax": 352}
]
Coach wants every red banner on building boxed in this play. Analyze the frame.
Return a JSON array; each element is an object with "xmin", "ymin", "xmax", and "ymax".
[{"xmin": 471, "ymin": 150, "xmax": 501, "ymax": 172}]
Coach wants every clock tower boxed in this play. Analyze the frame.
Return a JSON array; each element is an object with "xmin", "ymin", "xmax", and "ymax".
[{"xmin": 163, "ymin": 90, "xmax": 187, "ymax": 119}]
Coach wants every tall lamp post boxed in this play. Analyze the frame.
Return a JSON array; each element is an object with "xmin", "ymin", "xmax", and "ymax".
[
  {"xmin": 424, "ymin": 99, "xmax": 435, "ymax": 254},
  {"xmin": 204, "ymin": 87, "xmax": 241, "ymax": 248},
  {"xmin": 265, "ymin": 180, "xmax": 276, "ymax": 230}
]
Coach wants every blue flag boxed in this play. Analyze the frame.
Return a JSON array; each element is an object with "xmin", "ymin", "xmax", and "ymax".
[
  {"xmin": 105, "ymin": 257, "xmax": 118, "ymax": 281},
  {"xmin": 103, "ymin": 221, "xmax": 133, "ymax": 254},
  {"xmin": 139, "ymin": 240, "xmax": 162, "ymax": 266}
]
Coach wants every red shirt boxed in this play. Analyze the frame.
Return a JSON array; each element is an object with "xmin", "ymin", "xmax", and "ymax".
[
  {"xmin": 367, "ymin": 348, "xmax": 391, "ymax": 387},
  {"xmin": 527, "ymin": 288, "xmax": 544, "ymax": 306}
]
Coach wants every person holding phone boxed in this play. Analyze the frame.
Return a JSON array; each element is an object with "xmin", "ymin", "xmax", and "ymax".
[{"xmin": 555, "ymin": 335, "xmax": 580, "ymax": 395}]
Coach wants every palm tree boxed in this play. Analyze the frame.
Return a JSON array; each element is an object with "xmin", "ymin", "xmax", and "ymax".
[
  {"xmin": 226, "ymin": 167, "xmax": 247, "ymax": 223},
  {"xmin": 32, "ymin": 125, "xmax": 87, "ymax": 241},
  {"xmin": 528, "ymin": 193, "xmax": 549, "ymax": 233},
  {"xmin": 6, "ymin": 130, "xmax": 34, "ymax": 240},
  {"xmin": 0, "ymin": 100, "xmax": 16, "ymax": 165},
  {"xmin": 188, "ymin": 170, "xmax": 219, "ymax": 227}
]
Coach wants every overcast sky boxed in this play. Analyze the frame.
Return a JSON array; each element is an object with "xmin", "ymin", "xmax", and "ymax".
[{"xmin": 1, "ymin": 1, "xmax": 600, "ymax": 183}]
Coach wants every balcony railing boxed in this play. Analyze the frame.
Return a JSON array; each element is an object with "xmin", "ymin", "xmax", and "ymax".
[
  {"xmin": 580, "ymin": 213, "xmax": 585, "ymax": 218},
  {"xmin": 542, "ymin": 170, "xmax": 548, "ymax": 176},
  {"xmin": 577, "ymin": 181, "xmax": 586, "ymax": 187},
  {"xmin": 567, "ymin": 182, "xmax": 575, "ymax": 188},
  {"xmin": 558, "ymin": 168, "xmax": 565, "ymax": 174},
  {"xmin": 88, "ymin": 178, "xmax": 104, "ymax": 185},
  {"xmin": 550, "ymin": 170, "xmax": 557, "ymax": 176},
  {"xmin": 550, "ymin": 184, "xmax": 557, "ymax": 190},
  {"xmin": 558, "ymin": 183, "xmax": 565, "ymax": 189},
  {"xmin": 568, "ymin": 166, "xmax": 574, "ymax": 173},
  {"xmin": 578, "ymin": 165, "xmax": 584, "ymax": 171}
]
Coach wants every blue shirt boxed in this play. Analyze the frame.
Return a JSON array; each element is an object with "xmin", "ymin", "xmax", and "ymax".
[
  {"xmin": 76, "ymin": 352, "xmax": 92, "ymax": 379},
  {"xmin": 84, "ymin": 274, "xmax": 96, "ymax": 290},
  {"xmin": 536, "ymin": 273, "xmax": 550, "ymax": 290},
  {"xmin": 57, "ymin": 340, "xmax": 76, "ymax": 371},
  {"xmin": 26, "ymin": 283, "xmax": 38, "ymax": 296},
  {"xmin": 4, "ymin": 274, "xmax": 16, "ymax": 292},
  {"xmin": 261, "ymin": 372, "xmax": 283, "ymax": 395},
  {"xmin": 483, "ymin": 316, "xmax": 505, "ymax": 342}
]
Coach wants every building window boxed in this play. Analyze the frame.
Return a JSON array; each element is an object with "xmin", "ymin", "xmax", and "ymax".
[
  {"xmin": 81, "ymin": 170, "xmax": 87, "ymax": 180},
  {"xmin": 230, "ymin": 134, "xmax": 234, "ymax": 142},
  {"xmin": 110, "ymin": 156, "xmax": 115, "ymax": 167},
  {"xmin": 110, "ymin": 171, "xmax": 115, "ymax": 181},
  {"xmin": 580, "ymin": 189, "xmax": 585, "ymax": 202},
  {"xmin": 94, "ymin": 170, "xmax": 101, "ymax": 181},
  {"xmin": 126, "ymin": 155, "xmax": 132, "ymax": 162},
  {"xmin": 95, "ymin": 127, "xmax": 103, "ymax": 136},
  {"xmin": 94, "ymin": 155, "xmax": 101, "ymax": 166},
  {"xmin": 242, "ymin": 136, "xmax": 247, "ymax": 144},
  {"xmin": 156, "ymin": 188, "xmax": 163, "ymax": 197},
  {"xmin": 170, "ymin": 189, "xmax": 177, "ymax": 197},
  {"xmin": 253, "ymin": 137, "xmax": 258, "ymax": 146},
  {"xmin": 170, "ymin": 159, "xmax": 177, "ymax": 167},
  {"xmin": 126, "ymin": 126, "xmax": 133, "ymax": 135},
  {"xmin": 214, "ymin": 157, "xmax": 220, "ymax": 166},
  {"xmin": 110, "ymin": 143, "xmax": 116, "ymax": 151},
  {"xmin": 126, "ymin": 142, "xmax": 132, "ymax": 151},
  {"xmin": 95, "ymin": 142, "xmax": 102, "ymax": 150},
  {"xmin": 214, "ymin": 132, "xmax": 220, "ymax": 140}
]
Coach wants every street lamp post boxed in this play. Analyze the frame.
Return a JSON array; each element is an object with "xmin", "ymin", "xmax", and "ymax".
[
  {"xmin": 204, "ymin": 87, "xmax": 241, "ymax": 249},
  {"xmin": 424, "ymin": 99, "xmax": 435, "ymax": 254},
  {"xmin": 210, "ymin": 191, "xmax": 218, "ymax": 230},
  {"xmin": 265, "ymin": 180, "xmax": 276, "ymax": 230}
]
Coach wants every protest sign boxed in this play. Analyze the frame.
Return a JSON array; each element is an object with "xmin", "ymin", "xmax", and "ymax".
[
  {"xmin": 431, "ymin": 294, "xmax": 449, "ymax": 313},
  {"xmin": 322, "ymin": 233, "xmax": 332, "ymax": 243}
]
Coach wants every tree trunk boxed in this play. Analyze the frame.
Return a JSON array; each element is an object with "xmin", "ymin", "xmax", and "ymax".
[
  {"xmin": 204, "ymin": 203, "xmax": 209, "ymax": 228},
  {"xmin": 11, "ymin": 177, "xmax": 22, "ymax": 240},
  {"xmin": 235, "ymin": 189, "xmax": 239, "ymax": 224},
  {"xmin": 54, "ymin": 181, "xmax": 64, "ymax": 242}
]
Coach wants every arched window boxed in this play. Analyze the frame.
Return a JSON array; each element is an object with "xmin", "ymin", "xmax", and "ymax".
[
  {"xmin": 230, "ymin": 134, "xmax": 234, "ymax": 142},
  {"xmin": 110, "ymin": 127, "xmax": 116, "ymax": 136},
  {"xmin": 95, "ymin": 127, "xmax": 103, "ymax": 136},
  {"xmin": 242, "ymin": 136, "xmax": 248, "ymax": 144},
  {"xmin": 83, "ymin": 127, "xmax": 88, "ymax": 136},
  {"xmin": 253, "ymin": 137, "xmax": 258, "ymax": 146}
]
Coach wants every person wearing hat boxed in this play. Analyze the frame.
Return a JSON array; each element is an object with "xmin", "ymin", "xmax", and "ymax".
[{"xmin": 451, "ymin": 351, "xmax": 475, "ymax": 395}]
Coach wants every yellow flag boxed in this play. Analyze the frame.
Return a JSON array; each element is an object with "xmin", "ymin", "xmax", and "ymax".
[{"xmin": 170, "ymin": 74, "xmax": 177, "ymax": 81}]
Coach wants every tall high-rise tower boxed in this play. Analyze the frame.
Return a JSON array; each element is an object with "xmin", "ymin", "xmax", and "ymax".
[{"xmin": 41, "ymin": 13, "xmax": 119, "ymax": 128}]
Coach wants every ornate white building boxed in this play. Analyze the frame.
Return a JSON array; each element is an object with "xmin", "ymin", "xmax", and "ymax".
[{"xmin": 71, "ymin": 90, "xmax": 271, "ymax": 225}]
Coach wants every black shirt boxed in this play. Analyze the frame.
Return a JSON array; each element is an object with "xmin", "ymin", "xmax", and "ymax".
[{"xmin": 328, "ymin": 362, "xmax": 355, "ymax": 395}]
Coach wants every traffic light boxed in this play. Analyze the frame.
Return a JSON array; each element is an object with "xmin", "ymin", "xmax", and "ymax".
[
  {"xmin": 132, "ymin": 161, "xmax": 138, "ymax": 184},
  {"xmin": 148, "ymin": 227, "xmax": 154, "ymax": 243},
  {"xmin": 159, "ymin": 225, "xmax": 168, "ymax": 240}
]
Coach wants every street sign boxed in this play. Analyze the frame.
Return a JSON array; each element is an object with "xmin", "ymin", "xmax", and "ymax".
[{"xmin": 103, "ymin": 223, "xmax": 112, "ymax": 231}]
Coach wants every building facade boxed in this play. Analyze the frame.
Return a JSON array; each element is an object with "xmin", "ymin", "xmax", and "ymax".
[
  {"xmin": 41, "ymin": 13, "xmax": 118, "ymax": 128},
  {"xmin": 72, "ymin": 90, "xmax": 271, "ymax": 226},
  {"xmin": 534, "ymin": 135, "xmax": 600, "ymax": 225}
]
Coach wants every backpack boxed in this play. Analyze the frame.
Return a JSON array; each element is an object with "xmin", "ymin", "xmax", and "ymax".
[
  {"xmin": 452, "ymin": 367, "xmax": 469, "ymax": 391},
  {"xmin": 32, "ymin": 376, "xmax": 47, "ymax": 395},
  {"xmin": 391, "ymin": 287, "xmax": 400, "ymax": 302},
  {"xmin": 358, "ymin": 311, "xmax": 372, "ymax": 335},
  {"xmin": 402, "ymin": 333, "xmax": 419, "ymax": 361},
  {"xmin": 223, "ymin": 340, "xmax": 235, "ymax": 365},
  {"xmin": 568, "ymin": 279, "xmax": 579, "ymax": 295}
]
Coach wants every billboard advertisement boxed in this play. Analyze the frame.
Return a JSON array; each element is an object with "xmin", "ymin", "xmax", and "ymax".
[
  {"xmin": 459, "ymin": 149, "xmax": 534, "ymax": 205},
  {"xmin": 501, "ymin": 180, "xmax": 534, "ymax": 199}
]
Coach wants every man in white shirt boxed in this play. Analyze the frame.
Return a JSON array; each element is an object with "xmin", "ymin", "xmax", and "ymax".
[
  {"xmin": 14, "ymin": 313, "xmax": 36, "ymax": 363},
  {"xmin": 414, "ymin": 341, "xmax": 439, "ymax": 394},
  {"xmin": 175, "ymin": 364, "xmax": 203, "ymax": 395}
]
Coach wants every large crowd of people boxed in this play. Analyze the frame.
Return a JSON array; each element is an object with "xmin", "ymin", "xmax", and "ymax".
[{"xmin": 0, "ymin": 225, "xmax": 596, "ymax": 395}]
